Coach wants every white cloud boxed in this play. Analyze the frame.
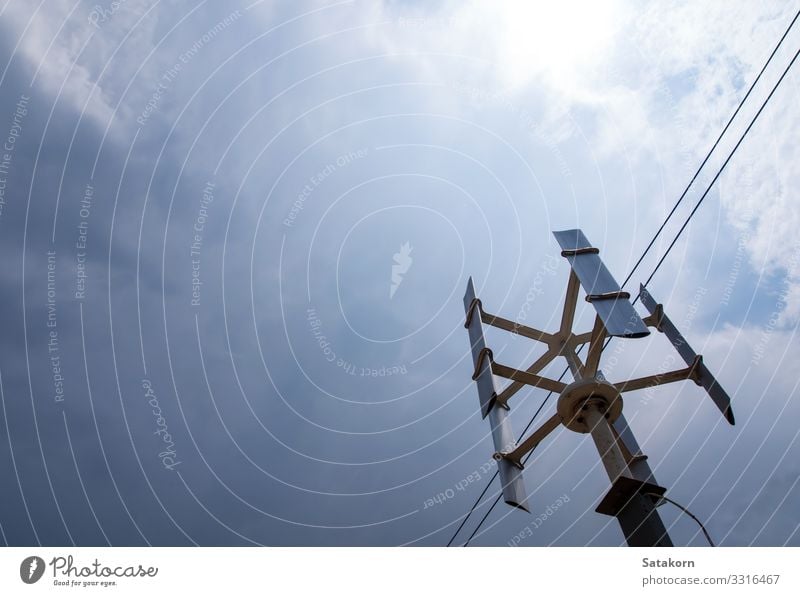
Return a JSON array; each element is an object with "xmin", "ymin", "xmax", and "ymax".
[
  {"xmin": 8, "ymin": 0, "xmax": 797, "ymax": 319},
  {"xmin": 1, "ymin": 0, "xmax": 162, "ymax": 124}
]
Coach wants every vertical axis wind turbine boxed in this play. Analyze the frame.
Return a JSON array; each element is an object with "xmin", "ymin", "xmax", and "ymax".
[{"xmin": 463, "ymin": 229, "xmax": 734, "ymax": 547}]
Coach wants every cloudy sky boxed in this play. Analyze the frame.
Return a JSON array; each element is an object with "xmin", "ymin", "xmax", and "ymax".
[{"xmin": 0, "ymin": 0, "xmax": 798, "ymax": 547}]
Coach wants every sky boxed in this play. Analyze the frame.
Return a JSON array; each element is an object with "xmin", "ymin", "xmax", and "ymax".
[{"xmin": 0, "ymin": 0, "xmax": 798, "ymax": 547}]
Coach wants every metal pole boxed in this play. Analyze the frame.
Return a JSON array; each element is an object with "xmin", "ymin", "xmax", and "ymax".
[
  {"xmin": 583, "ymin": 403, "xmax": 672, "ymax": 547},
  {"xmin": 461, "ymin": 231, "xmax": 732, "ymax": 546},
  {"xmin": 616, "ymin": 493, "xmax": 673, "ymax": 547}
]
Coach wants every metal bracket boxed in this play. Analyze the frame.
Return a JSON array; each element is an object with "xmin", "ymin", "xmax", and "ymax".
[
  {"xmin": 554, "ymin": 229, "xmax": 650, "ymax": 338},
  {"xmin": 471, "ymin": 347, "xmax": 494, "ymax": 381},
  {"xmin": 497, "ymin": 413, "xmax": 562, "ymax": 469},
  {"xmin": 464, "ymin": 297, "xmax": 482, "ymax": 329},
  {"xmin": 586, "ymin": 290, "xmax": 631, "ymax": 302},
  {"xmin": 612, "ymin": 356, "xmax": 702, "ymax": 394},
  {"xmin": 584, "ymin": 315, "xmax": 607, "ymax": 378},
  {"xmin": 491, "ymin": 363, "xmax": 567, "ymax": 397},
  {"xmin": 466, "ymin": 297, "xmax": 553, "ymax": 343},
  {"xmin": 642, "ymin": 303, "xmax": 664, "ymax": 331},
  {"xmin": 561, "ymin": 247, "xmax": 600, "ymax": 257},
  {"xmin": 596, "ymin": 476, "xmax": 667, "ymax": 516}
]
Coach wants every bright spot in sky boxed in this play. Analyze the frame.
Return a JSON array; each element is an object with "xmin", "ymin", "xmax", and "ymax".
[{"xmin": 492, "ymin": 1, "xmax": 622, "ymax": 91}]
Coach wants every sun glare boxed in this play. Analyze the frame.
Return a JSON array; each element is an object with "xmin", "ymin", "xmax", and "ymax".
[{"xmin": 495, "ymin": 1, "xmax": 622, "ymax": 90}]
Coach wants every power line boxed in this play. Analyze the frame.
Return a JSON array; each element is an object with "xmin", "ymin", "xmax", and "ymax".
[
  {"xmin": 621, "ymin": 7, "xmax": 800, "ymax": 290},
  {"xmin": 459, "ymin": 403, "xmax": 555, "ymax": 546},
  {"xmin": 605, "ymin": 40, "xmax": 800, "ymax": 373},
  {"xmin": 445, "ymin": 368, "xmax": 566, "ymax": 546},
  {"xmin": 578, "ymin": 44, "xmax": 800, "ymax": 545},
  {"xmin": 462, "ymin": 475, "xmax": 511, "ymax": 546},
  {"xmin": 642, "ymin": 44, "xmax": 800, "ymax": 289},
  {"xmin": 450, "ymin": 16, "xmax": 800, "ymax": 546}
]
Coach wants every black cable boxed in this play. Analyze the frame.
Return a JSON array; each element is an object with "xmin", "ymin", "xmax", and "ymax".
[
  {"xmin": 645, "ymin": 493, "xmax": 715, "ymax": 546},
  {"xmin": 456, "ymin": 342, "xmax": 596, "ymax": 546},
  {"xmin": 451, "ymin": 17, "xmax": 800, "ymax": 548},
  {"xmin": 605, "ymin": 73, "xmax": 800, "ymax": 534},
  {"xmin": 642, "ymin": 45, "xmax": 800, "ymax": 289},
  {"xmin": 445, "ymin": 369, "xmax": 564, "ymax": 546},
  {"xmin": 610, "ymin": 106, "xmax": 800, "ymax": 545},
  {"xmin": 460, "ymin": 355, "xmax": 583, "ymax": 546},
  {"xmin": 460, "ymin": 412, "xmax": 550, "ymax": 546},
  {"xmin": 601, "ymin": 44, "xmax": 800, "ymax": 364},
  {"xmin": 592, "ymin": 48, "xmax": 800, "ymax": 539},
  {"xmin": 445, "ymin": 473, "xmax": 495, "ymax": 546},
  {"xmin": 461, "ymin": 480, "xmax": 506, "ymax": 546},
  {"xmin": 621, "ymin": 8, "xmax": 800, "ymax": 290}
]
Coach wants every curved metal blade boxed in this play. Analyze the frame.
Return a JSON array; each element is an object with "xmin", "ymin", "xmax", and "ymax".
[
  {"xmin": 640, "ymin": 285, "xmax": 735, "ymax": 425},
  {"xmin": 553, "ymin": 230, "xmax": 649, "ymax": 338}
]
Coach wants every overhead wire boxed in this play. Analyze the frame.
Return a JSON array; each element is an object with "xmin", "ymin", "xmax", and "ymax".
[
  {"xmin": 447, "ymin": 10, "xmax": 800, "ymax": 546},
  {"xmin": 621, "ymin": 8, "xmax": 800, "ymax": 290},
  {"xmin": 641, "ymin": 44, "xmax": 800, "ymax": 290},
  {"xmin": 445, "ymin": 368, "xmax": 567, "ymax": 546}
]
